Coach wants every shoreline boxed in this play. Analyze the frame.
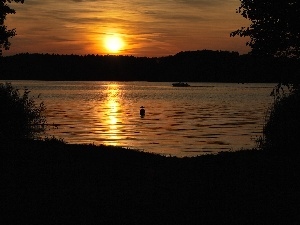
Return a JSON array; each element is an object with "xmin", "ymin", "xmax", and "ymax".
[
  {"xmin": 1, "ymin": 141, "xmax": 300, "ymax": 224},
  {"xmin": 2, "ymin": 140, "xmax": 300, "ymax": 224}
]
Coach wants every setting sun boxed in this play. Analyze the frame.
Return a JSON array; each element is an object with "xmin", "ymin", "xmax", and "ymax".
[{"xmin": 104, "ymin": 35, "xmax": 124, "ymax": 53}]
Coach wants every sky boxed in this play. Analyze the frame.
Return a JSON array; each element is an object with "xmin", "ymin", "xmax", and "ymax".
[{"xmin": 5, "ymin": 0, "xmax": 251, "ymax": 57}]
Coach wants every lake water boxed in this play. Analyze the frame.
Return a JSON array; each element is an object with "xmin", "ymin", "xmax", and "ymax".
[{"xmin": 4, "ymin": 81, "xmax": 275, "ymax": 157}]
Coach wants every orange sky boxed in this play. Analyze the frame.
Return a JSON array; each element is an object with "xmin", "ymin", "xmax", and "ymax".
[{"xmin": 5, "ymin": 0, "xmax": 250, "ymax": 57}]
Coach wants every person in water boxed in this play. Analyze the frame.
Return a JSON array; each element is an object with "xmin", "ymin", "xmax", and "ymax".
[{"xmin": 140, "ymin": 106, "xmax": 145, "ymax": 117}]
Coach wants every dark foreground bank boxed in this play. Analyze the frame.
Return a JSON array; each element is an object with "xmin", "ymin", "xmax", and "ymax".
[{"xmin": 2, "ymin": 140, "xmax": 300, "ymax": 225}]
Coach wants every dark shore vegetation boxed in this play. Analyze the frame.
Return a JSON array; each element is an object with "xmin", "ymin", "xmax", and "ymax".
[
  {"xmin": 2, "ymin": 139, "xmax": 300, "ymax": 225},
  {"xmin": 0, "ymin": 83, "xmax": 46, "ymax": 142},
  {"xmin": 260, "ymin": 87, "xmax": 300, "ymax": 151}
]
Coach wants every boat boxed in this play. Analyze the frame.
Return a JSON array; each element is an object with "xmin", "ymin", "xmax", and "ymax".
[{"xmin": 172, "ymin": 82, "xmax": 190, "ymax": 87}]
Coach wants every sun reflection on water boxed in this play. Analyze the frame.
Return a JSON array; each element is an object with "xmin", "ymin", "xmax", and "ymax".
[{"xmin": 103, "ymin": 84, "xmax": 122, "ymax": 145}]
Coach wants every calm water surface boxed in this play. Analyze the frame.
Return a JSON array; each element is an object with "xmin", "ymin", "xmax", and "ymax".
[{"xmin": 6, "ymin": 81, "xmax": 275, "ymax": 157}]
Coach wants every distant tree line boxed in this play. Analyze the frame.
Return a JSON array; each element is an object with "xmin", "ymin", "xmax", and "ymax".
[{"xmin": 1, "ymin": 50, "xmax": 299, "ymax": 83}]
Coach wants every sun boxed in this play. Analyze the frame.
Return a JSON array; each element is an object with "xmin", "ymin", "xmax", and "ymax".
[{"xmin": 104, "ymin": 35, "xmax": 124, "ymax": 53}]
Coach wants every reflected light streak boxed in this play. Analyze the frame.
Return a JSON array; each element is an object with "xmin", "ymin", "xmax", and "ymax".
[{"xmin": 103, "ymin": 84, "xmax": 122, "ymax": 145}]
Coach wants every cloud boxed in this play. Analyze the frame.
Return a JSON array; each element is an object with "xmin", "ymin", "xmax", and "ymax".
[
  {"xmin": 5, "ymin": 0, "xmax": 249, "ymax": 56},
  {"xmin": 175, "ymin": 0, "xmax": 236, "ymax": 7}
]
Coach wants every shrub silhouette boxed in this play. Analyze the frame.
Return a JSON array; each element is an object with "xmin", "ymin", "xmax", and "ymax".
[
  {"xmin": 0, "ymin": 83, "xmax": 46, "ymax": 142},
  {"xmin": 261, "ymin": 88, "xmax": 300, "ymax": 151}
]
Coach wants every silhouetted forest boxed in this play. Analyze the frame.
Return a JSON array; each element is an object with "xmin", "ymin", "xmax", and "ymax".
[{"xmin": 1, "ymin": 50, "xmax": 299, "ymax": 83}]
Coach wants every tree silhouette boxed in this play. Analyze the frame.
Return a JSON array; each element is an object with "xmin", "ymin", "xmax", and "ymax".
[
  {"xmin": 232, "ymin": 1, "xmax": 300, "ymax": 151},
  {"xmin": 0, "ymin": 0, "xmax": 24, "ymax": 56},
  {"xmin": 231, "ymin": 1, "xmax": 300, "ymax": 59}
]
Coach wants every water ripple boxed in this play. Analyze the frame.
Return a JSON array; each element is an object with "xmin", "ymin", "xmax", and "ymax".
[{"xmin": 9, "ymin": 81, "xmax": 275, "ymax": 157}]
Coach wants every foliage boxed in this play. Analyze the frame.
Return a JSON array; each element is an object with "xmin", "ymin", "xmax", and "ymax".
[
  {"xmin": 258, "ymin": 88, "xmax": 300, "ymax": 151},
  {"xmin": 231, "ymin": 0, "xmax": 300, "ymax": 59},
  {"xmin": 232, "ymin": 1, "xmax": 300, "ymax": 151},
  {"xmin": 0, "ymin": 82, "xmax": 46, "ymax": 141},
  {"xmin": 43, "ymin": 136, "xmax": 66, "ymax": 144},
  {"xmin": 0, "ymin": 0, "xmax": 24, "ymax": 56}
]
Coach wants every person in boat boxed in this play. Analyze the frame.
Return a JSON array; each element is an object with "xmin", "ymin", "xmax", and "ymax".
[{"xmin": 140, "ymin": 106, "xmax": 145, "ymax": 117}]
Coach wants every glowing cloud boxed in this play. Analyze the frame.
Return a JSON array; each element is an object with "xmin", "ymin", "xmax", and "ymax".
[{"xmin": 5, "ymin": 0, "xmax": 250, "ymax": 56}]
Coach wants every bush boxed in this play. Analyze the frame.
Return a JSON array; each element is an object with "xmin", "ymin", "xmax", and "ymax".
[
  {"xmin": 260, "ymin": 87, "xmax": 300, "ymax": 151},
  {"xmin": 0, "ymin": 82, "xmax": 46, "ymax": 142}
]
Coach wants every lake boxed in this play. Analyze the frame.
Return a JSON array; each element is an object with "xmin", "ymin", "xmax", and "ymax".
[{"xmin": 4, "ymin": 81, "xmax": 275, "ymax": 157}]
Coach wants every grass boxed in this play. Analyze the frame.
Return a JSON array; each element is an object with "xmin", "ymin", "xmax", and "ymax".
[{"xmin": 2, "ymin": 140, "xmax": 300, "ymax": 225}]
